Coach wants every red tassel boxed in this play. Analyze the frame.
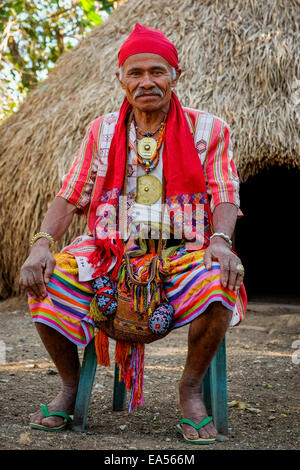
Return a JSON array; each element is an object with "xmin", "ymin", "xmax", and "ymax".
[
  {"xmin": 115, "ymin": 340, "xmax": 133, "ymax": 390},
  {"xmin": 95, "ymin": 330, "xmax": 110, "ymax": 366},
  {"xmin": 115, "ymin": 340, "xmax": 131, "ymax": 368},
  {"xmin": 115, "ymin": 341, "xmax": 145, "ymax": 411},
  {"xmin": 108, "ymin": 237, "xmax": 124, "ymax": 280},
  {"xmin": 89, "ymin": 237, "xmax": 124, "ymax": 280},
  {"xmin": 89, "ymin": 239, "xmax": 112, "ymax": 276}
]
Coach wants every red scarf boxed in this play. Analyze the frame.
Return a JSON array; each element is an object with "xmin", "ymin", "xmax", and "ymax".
[{"xmin": 89, "ymin": 93, "xmax": 211, "ymax": 279}]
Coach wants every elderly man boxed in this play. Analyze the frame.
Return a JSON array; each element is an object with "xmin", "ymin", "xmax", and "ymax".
[{"xmin": 19, "ymin": 24, "xmax": 246, "ymax": 444}]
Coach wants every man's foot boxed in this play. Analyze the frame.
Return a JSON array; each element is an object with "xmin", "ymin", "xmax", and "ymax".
[
  {"xmin": 29, "ymin": 385, "xmax": 77, "ymax": 429},
  {"xmin": 179, "ymin": 381, "xmax": 218, "ymax": 440}
]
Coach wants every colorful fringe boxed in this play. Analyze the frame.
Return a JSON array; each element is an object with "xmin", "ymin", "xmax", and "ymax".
[
  {"xmin": 117, "ymin": 255, "xmax": 165, "ymax": 316},
  {"xmin": 115, "ymin": 340, "xmax": 145, "ymax": 412},
  {"xmin": 94, "ymin": 334, "xmax": 145, "ymax": 412},
  {"xmin": 95, "ymin": 329, "xmax": 110, "ymax": 367}
]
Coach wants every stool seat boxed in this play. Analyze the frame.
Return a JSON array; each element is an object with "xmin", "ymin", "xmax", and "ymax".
[{"xmin": 72, "ymin": 336, "xmax": 228, "ymax": 436}]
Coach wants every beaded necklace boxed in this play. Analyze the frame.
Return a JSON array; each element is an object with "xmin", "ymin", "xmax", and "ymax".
[
  {"xmin": 135, "ymin": 122, "xmax": 163, "ymax": 137},
  {"xmin": 135, "ymin": 120, "xmax": 166, "ymax": 174}
]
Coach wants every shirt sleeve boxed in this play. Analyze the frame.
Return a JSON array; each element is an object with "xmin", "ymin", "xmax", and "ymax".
[
  {"xmin": 56, "ymin": 121, "xmax": 99, "ymax": 215},
  {"xmin": 204, "ymin": 119, "xmax": 240, "ymax": 212}
]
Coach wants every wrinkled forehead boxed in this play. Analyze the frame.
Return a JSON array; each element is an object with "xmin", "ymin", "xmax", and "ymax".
[{"xmin": 121, "ymin": 53, "xmax": 173, "ymax": 72}]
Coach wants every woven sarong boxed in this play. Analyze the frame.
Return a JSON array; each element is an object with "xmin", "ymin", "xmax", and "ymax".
[
  {"xmin": 165, "ymin": 246, "xmax": 246, "ymax": 328},
  {"xmin": 28, "ymin": 254, "xmax": 95, "ymax": 346},
  {"xmin": 28, "ymin": 250, "xmax": 247, "ymax": 346}
]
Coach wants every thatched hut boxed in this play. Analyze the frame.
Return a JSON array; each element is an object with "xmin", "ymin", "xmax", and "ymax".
[{"xmin": 0, "ymin": 0, "xmax": 299, "ymax": 300}]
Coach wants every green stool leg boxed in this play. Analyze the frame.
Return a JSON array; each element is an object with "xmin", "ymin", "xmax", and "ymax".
[
  {"xmin": 113, "ymin": 364, "xmax": 127, "ymax": 411},
  {"xmin": 73, "ymin": 338, "xmax": 98, "ymax": 432},
  {"xmin": 207, "ymin": 337, "xmax": 228, "ymax": 435}
]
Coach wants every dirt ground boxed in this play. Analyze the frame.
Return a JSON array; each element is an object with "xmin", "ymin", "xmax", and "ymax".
[{"xmin": 0, "ymin": 296, "xmax": 299, "ymax": 452}]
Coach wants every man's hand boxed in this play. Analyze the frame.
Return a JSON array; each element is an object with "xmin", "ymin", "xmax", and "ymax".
[
  {"xmin": 203, "ymin": 237, "xmax": 244, "ymax": 292},
  {"xmin": 19, "ymin": 197, "xmax": 76, "ymax": 299},
  {"xmin": 19, "ymin": 240, "xmax": 56, "ymax": 300}
]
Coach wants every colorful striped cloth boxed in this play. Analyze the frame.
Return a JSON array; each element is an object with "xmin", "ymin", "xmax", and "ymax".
[
  {"xmin": 28, "ymin": 250, "xmax": 246, "ymax": 347},
  {"xmin": 165, "ymin": 247, "xmax": 246, "ymax": 328},
  {"xmin": 29, "ymin": 254, "xmax": 95, "ymax": 346}
]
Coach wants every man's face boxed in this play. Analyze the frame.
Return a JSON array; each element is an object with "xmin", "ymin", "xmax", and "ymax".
[{"xmin": 117, "ymin": 53, "xmax": 180, "ymax": 113}]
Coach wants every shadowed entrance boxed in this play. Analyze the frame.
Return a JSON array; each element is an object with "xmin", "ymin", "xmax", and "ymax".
[{"xmin": 235, "ymin": 166, "xmax": 300, "ymax": 303}]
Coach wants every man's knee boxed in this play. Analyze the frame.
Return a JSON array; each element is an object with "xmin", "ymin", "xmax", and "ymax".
[
  {"xmin": 206, "ymin": 302, "xmax": 232, "ymax": 325},
  {"xmin": 189, "ymin": 302, "xmax": 231, "ymax": 340}
]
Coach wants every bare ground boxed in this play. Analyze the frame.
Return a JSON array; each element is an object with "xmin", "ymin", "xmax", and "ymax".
[{"xmin": 0, "ymin": 296, "xmax": 299, "ymax": 451}]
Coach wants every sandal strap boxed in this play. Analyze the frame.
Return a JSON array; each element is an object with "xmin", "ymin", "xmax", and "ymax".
[
  {"xmin": 179, "ymin": 416, "xmax": 212, "ymax": 430},
  {"xmin": 41, "ymin": 404, "xmax": 72, "ymax": 422}
]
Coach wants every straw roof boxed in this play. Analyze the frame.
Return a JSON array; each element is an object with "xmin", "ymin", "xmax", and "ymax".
[{"xmin": 0, "ymin": 0, "xmax": 299, "ymax": 298}]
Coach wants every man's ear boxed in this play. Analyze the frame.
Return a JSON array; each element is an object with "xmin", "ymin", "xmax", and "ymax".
[
  {"xmin": 116, "ymin": 71, "xmax": 126, "ymax": 90},
  {"xmin": 171, "ymin": 68, "xmax": 182, "ymax": 88}
]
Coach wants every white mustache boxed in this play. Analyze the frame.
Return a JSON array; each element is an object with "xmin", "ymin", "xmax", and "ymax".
[{"xmin": 133, "ymin": 87, "xmax": 164, "ymax": 99}]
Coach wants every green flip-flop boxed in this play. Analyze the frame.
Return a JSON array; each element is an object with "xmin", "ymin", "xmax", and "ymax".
[
  {"xmin": 29, "ymin": 404, "xmax": 73, "ymax": 432},
  {"xmin": 177, "ymin": 417, "xmax": 216, "ymax": 445}
]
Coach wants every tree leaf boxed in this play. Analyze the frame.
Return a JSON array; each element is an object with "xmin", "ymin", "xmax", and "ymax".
[
  {"xmin": 228, "ymin": 400, "xmax": 261, "ymax": 413},
  {"xmin": 86, "ymin": 9, "xmax": 102, "ymax": 25},
  {"xmin": 80, "ymin": 0, "xmax": 94, "ymax": 13}
]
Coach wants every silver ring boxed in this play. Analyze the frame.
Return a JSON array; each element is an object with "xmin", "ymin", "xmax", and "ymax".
[{"xmin": 236, "ymin": 263, "xmax": 245, "ymax": 273}]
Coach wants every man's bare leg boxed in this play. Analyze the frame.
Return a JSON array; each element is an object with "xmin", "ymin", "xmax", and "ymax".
[
  {"xmin": 30, "ymin": 323, "xmax": 80, "ymax": 428},
  {"xmin": 179, "ymin": 302, "xmax": 232, "ymax": 440}
]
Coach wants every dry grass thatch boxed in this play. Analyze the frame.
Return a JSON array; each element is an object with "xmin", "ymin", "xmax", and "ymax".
[{"xmin": 0, "ymin": 0, "xmax": 299, "ymax": 298}]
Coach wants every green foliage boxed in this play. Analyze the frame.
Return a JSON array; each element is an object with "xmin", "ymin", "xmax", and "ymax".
[{"xmin": 0, "ymin": 0, "xmax": 116, "ymax": 120}]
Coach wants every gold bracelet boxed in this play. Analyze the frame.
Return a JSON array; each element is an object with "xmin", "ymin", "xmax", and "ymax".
[{"xmin": 30, "ymin": 232, "xmax": 55, "ymax": 248}]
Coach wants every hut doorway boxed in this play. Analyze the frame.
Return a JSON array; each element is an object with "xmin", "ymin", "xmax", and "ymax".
[{"xmin": 234, "ymin": 166, "xmax": 300, "ymax": 303}]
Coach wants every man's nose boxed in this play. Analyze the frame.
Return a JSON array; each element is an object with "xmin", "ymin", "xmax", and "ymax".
[{"xmin": 139, "ymin": 73, "xmax": 154, "ymax": 88}]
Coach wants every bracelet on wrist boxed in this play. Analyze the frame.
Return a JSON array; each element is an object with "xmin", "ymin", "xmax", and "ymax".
[
  {"xmin": 210, "ymin": 232, "xmax": 232, "ymax": 248},
  {"xmin": 30, "ymin": 232, "xmax": 55, "ymax": 248}
]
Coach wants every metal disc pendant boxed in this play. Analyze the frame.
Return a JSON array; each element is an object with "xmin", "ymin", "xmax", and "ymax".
[
  {"xmin": 137, "ymin": 137, "xmax": 157, "ymax": 160},
  {"xmin": 136, "ymin": 175, "xmax": 162, "ymax": 205}
]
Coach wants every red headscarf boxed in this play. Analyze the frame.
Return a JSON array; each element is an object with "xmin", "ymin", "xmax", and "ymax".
[{"xmin": 118, "ymin": 23, "xmax": 178, "ymax": 69}]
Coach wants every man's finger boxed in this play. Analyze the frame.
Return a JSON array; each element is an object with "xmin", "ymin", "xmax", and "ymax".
[
  {"xmin": 234, "ymin": 268, "xmax": 244, "ymax": 291},
  {"xmin": 22, "ymin": 272, "xmax": 41, "ymax": 299},
  {"xmin": 203, "ymin": 248, "xmax": 213, "ymax": 270},
  {"xmin": 28, "ymin": 271, "xmax": 43, "ymax": 299},
  {"xmin": 31, "ymin": 269, "xmax": 47, "ymax": 299},
  {"xmin": 220, "ymin": 258, "xmax": 230, "ymax": 288},
  {"xmin": 228, "ymin": 259, "xmax": 239, "ymax": 291},
  {"xmin": 43, "ymin": 258, "xmax": 56, "ymax": 284},
  {"xmin": 35, "ymin": 280, "xmax": 47, "ymax": 299},
  {"xmin": 20, "ymin": 279, "xmax": 35, "ymax": 298}
]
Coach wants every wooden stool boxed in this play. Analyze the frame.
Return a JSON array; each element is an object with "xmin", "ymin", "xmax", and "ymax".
[{"xmin": 72, "ymin": 336, "xmax": 228, "ymax": 436}]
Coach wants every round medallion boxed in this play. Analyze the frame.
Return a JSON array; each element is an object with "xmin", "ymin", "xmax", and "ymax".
[
  {"xmin": 137, "ymin": 137, "xmax": 157, "ymax": 160},
  {"xmin": 136, "ymin": 175, "xmax": 162, "ymax": 205}
]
